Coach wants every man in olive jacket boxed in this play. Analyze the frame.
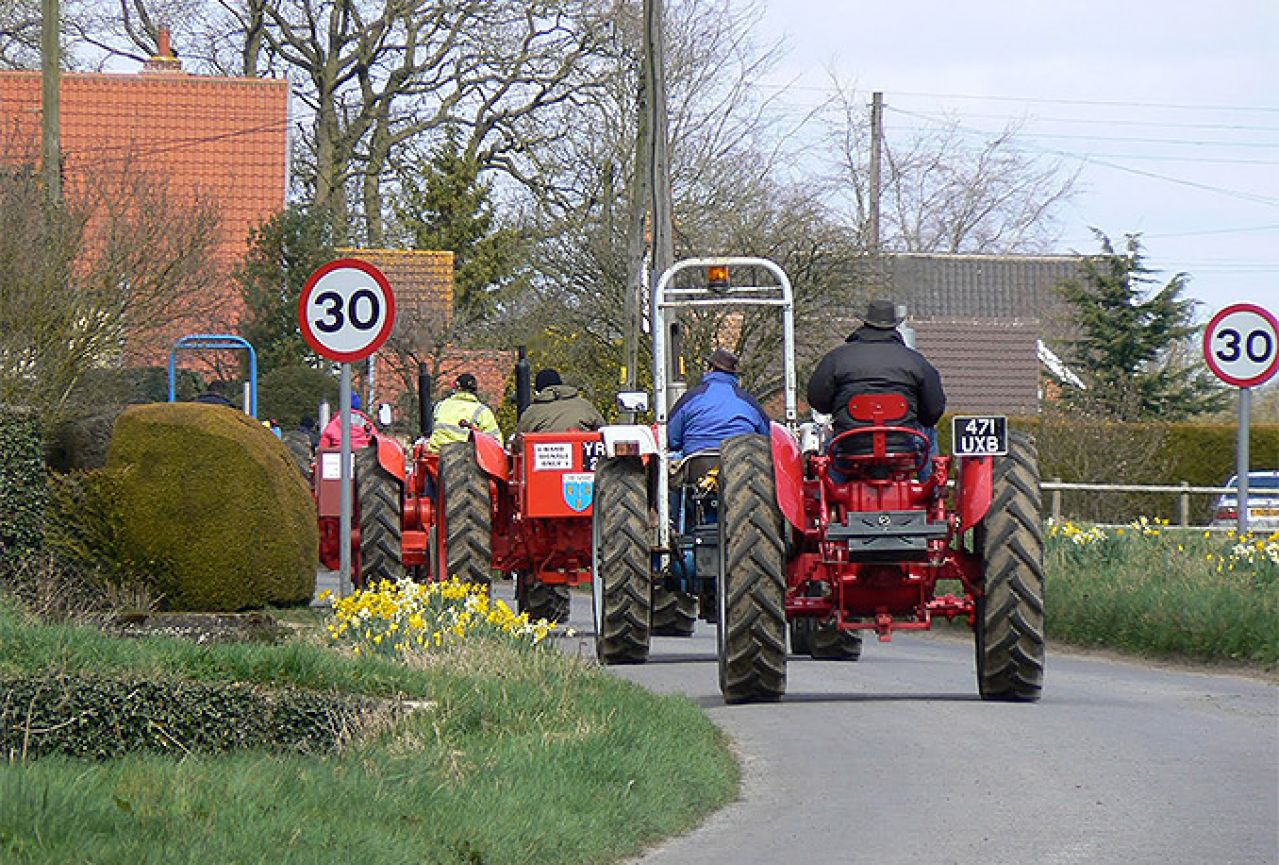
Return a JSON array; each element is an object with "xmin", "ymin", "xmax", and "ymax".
[{"xmin": 516, "ymin": 369, "xmax": 605, "ymax": 433}]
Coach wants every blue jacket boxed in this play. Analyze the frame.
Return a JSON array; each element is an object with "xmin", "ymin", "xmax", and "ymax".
[{"xmin": 668, "ymin": 370, "xmax": 771, "ymax": 455}]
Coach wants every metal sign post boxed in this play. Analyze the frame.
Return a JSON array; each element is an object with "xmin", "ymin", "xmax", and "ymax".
[
  {"xmin": 298, "ymin": 258, "xmax": 397, "ymax": 596},
  {"xmin": 1202, "ymin": 303, "xmax": 1279, "ymax": 535}
]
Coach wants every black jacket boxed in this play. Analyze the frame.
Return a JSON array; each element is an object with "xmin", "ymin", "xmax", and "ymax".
[{"xmin": 806, "ymin": 326, "xmax": 946, "ymax": 432}]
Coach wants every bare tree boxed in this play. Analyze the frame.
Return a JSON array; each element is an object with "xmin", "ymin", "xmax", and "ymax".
[
  {"xmin": 0, "ymin": 0, "xmax": 42, "ymax": 68},
  {"xmin": 825, "ymin": 77, "xmax": 1076, "ymax": 254},
  {"xmin": 0, "ymin": 163, "xmax": 220, "ymax": 425}
]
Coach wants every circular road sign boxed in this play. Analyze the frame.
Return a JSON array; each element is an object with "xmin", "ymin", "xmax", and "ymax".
[
  {"xmin": 1203, "ymin": 303, "xmax": 1279, "ymax": 388},
  {"xmin": 298, "ymin": 258, "xmax": 397, "ymax": 362}
]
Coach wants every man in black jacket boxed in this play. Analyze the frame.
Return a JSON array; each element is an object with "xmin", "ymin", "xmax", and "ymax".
[{"xmin": 807, "ymin": 299, "xmax": 946, "ymax": 477}]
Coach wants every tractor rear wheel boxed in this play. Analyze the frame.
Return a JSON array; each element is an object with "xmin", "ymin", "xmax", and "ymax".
[
  {"xmin": 437, "ymin": 441, "xmax": 492, "ymax": 588},
  {"xmin": 356, "ymin": 445, "xmax": 402, "ymax": 589},
  {"xmin": 652, "ymin": 585, "xmax": 697, "ymax": 636},
  {"xmin": 974, "ymin": 430, "xmax": 1045, "ymax": 702},
  {"xmin": 809, "ymin": 619, "xmax": 863, "ymax": 661},
  {"xmin": 518, "ymin": 572, "xmax": 571, "ymax": 624},
  {"xmin": 716, "ymin": 434, "xmax": 787, "ymax": 703},
  {"xmin": 591, "ymin": 457, "xmax": 651, "ymax": 664}
]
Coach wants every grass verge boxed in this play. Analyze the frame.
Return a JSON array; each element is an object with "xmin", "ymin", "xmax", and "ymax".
[
  {"xmin": 0, "ymin": 602, "xmax": 738, "ymax": 865},
  {"xmin": 1045, "ymin": 522, "xmax": 1278, "ymax": 668}
]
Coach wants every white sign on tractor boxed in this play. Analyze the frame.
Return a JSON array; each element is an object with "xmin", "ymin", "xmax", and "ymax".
[{"xmin": 1202, "ymin": 302, "xmax": 1278, "ymax": 534}]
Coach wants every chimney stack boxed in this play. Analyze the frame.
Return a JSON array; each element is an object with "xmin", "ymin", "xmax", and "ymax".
[{"xmin": 143, "ymin": 26, "xmax": 183, "ymax": 74}]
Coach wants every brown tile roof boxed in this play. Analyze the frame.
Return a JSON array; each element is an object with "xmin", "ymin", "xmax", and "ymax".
[
  {"xmin": 0, "ymin": 69, "xmax": 288, "ymax": 268},
  {"xmin": 912, "ymin": 317, "xmax": 1041, "ymax": 416},
  {"xmin": 334, "ymin": 248, "xmax": 454, "ymax": 336}
]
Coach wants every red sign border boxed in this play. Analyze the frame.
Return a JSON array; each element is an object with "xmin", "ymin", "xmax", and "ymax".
[
  {"xmin": 1202, "ymin": 303, "xmax": 1279, "ymax": 388},
  {"xmin": 298, "ymin": 258, "xmax": 397, "ymax": 363}
]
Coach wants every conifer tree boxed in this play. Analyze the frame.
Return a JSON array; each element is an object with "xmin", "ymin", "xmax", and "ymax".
[{"xmin": 1055, "ymin": 231, "xmax": 1229, "ymax": 420}]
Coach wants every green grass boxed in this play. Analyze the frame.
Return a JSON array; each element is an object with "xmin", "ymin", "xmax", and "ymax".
[
  {"xmin": 1045, "ymin": 524, "xmax": 1279, "ymax": 668},
  {"xmin": 0, "ymin": 604, "xmax": 739, "ymax": 865}
]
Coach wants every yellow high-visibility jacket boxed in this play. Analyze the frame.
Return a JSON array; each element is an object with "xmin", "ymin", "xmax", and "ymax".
[{"xmin": 427, "ymin": 391, "xmax": 501, "ymax": 452}]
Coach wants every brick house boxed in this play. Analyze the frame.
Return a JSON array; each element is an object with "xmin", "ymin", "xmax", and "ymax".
[
  {"xmin": 839, "ymin": 253, "xmax": 1088, "ymax": 416},
  {"xmin": 0, "ymin": 36, "xmax": 289, "ymax": 358}
]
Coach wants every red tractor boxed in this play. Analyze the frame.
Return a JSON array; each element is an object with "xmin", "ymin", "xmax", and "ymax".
[
  {"xmin": 591, "ymin": 258, "xmax": 1045, "ymax": 704},
  {"xmin": 315, "ymin": 358, "xmax": 605, "ymax": 623}
]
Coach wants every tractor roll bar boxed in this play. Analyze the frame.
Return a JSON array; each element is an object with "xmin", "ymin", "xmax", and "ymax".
[{"xmin": 651, "ymin": 257, "xmax": 797, "ymax": 426}]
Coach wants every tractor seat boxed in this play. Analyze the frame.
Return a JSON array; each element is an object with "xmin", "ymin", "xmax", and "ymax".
[{"xmin": 671, "ymin": 450, "xmax": 719, "ymax": 485}]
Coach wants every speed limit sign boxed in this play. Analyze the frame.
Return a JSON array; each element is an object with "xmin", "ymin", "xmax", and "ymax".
[
  {"xmin": 298, "ymin": 258, "xmax": 397, "ymax": 362},
  {"xmin": 1203, "ymin": 304, "xmax": 1279, "ymax": 388}
]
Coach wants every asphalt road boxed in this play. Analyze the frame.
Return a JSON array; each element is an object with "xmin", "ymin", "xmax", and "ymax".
[{"xmin": 542, "ymin": 587, "xmax": 1278, "ymax": 865}]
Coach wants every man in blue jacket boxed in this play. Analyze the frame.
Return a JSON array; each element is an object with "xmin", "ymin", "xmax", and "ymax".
[{"xmin": 668, "ymin": 348, "xmax": 771, "ymax": 456}]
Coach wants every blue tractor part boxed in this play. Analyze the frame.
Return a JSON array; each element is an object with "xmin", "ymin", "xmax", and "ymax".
[{"xmin": 167, "ymin": 334, "xmax": 259, "ymax": 418}]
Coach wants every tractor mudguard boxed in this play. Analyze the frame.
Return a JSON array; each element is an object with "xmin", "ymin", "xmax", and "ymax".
[
  {"xmin": 770, "ymin": 423, "xmax": 806, "ymax": 532},
  {"xmin": 471, "ymin": 432, "xmax": 510, "ymax": 481},
  {"xmin": 600, "ymin": 424, "xmax": 659, "ymax": 457},
  {"xmin": 373, "ymin": 434, "xmax": 407, "ymax": 482},
  {"xmin": 957, "ymin": 454, "xmax": 995, "ymax": 532}
]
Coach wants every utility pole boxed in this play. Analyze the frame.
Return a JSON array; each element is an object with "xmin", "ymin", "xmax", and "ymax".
[
  {"xmin": 646, "ymin": 0, "xmax": 673, "ymax": 293},
  {"xmin": 868, "ymin": 91, "xmax": 883, "ymax": 252},
  {"xmin": 41, "ymin": 0, "xmax": 62, "ymax": 206}
]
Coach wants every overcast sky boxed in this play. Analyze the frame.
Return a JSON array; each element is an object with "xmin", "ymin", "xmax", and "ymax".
[{"xmin": 756, "ymin": 0, "xmax": 1278, "ymax": 325}]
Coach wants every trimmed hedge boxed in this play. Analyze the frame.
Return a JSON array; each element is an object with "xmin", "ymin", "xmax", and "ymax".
[
  {"xmin": 0, "ymin": 407, "xmax": 47, "ymax": 571},
  {"xmin": 107, "ymin": 403, "xmax": 318, "ymax": 611},
  {"xmin": 0, "ymin": 674, "xmax": 380, "ymax": 759}
]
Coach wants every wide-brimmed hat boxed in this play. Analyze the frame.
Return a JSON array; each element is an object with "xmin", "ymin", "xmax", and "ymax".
[
  {"xmin": 862, "ymin": 299, "xmax": 904, "ymax": 329},
  {"xmin": 707, "ymin": 347, "xmax": 738, "ymax": 373}
]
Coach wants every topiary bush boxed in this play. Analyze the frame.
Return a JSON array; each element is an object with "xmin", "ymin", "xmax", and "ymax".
[
  {"xmin": 107, "ymin": 403, "xmax": 317, "ymax": 611},
  {"xmin": 0, "ymin": 406, "xmax": 47, "ymax": 573}
]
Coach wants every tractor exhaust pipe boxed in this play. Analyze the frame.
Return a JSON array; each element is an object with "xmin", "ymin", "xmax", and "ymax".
[
  {"xmin": 515, "ymin": 345, "xmax": 532, "ymax": 419},
  {"xmin": 418, "ymin": 362, "xmax": 433, "ymax": 438}
]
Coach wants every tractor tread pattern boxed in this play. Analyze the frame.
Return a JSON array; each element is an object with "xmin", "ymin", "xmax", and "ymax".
[
  {"xmin": 976, "ymin": 430, "xmax": 1046, "ymax": 702},
  {"xmin": 356, "ymin": 446, "xmax": 403, "ymax": 588},
  {"xmin": 718, "ymin": 434, "xmax": 787, "ymax": 703},
  {"xmin": 810, "ymin": 620, "xmax": 863, "ymax": 661},
  {"xmin": 652, "ymin": 586, "xmax": 697, "ymax": 637},
  {"xmin": 524, "ymin": 581, "xmax": 571, "ymax": 624},
  {"xmin": 439, "ymin": 441, "xmax": 492, "ymax": 588},
  {"xmin": 593, "ymin": 458, "xmax": 651, "ymax": 664}
]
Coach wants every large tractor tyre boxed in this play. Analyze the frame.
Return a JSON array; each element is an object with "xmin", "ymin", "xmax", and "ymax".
[
  {"xmin": 519, "ymin": 573, "xmax": 571, "ymax": 624},
  {"xmin": 716, "ymin": 434, "xmax": 787, "ymax": 703},
  {"xmin": 591, "ymin": 457, "xmax": 652, "ymax": 664},
  {"xmin": 652, "ymin": 585, "xmax": 697, "ymax": 637},
  {"xmin": 437, "ymin": 441, "xmax": 493, "ymax": 589},
  {"xmin": 355, "ymin": 445, "xmax": 403, "ymax": 589},
  {"xmin": 974, "ymin": 430, "xmax": 1045, "ymax": 702},
  {"xmin": 809, "ymin": 620, "xmax": 863, "ymax": 661}
]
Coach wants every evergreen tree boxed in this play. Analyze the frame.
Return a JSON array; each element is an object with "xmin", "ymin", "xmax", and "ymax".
[
  {"xmin": 394, "ymin": 137, "xmax": 524, "ymax": 319},
  {"xmin": 1055, "ymin": 231, "xmax": 1229, "ymax": 420},
  {"xmin": 237, "ymin": 205, "xmax": 336, "ymax": 371}
]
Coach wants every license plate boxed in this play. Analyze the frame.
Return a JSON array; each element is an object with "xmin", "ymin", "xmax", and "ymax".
[{"xmin": 951, "ymin": 416, "xmax": 1008, "ymax": 456}]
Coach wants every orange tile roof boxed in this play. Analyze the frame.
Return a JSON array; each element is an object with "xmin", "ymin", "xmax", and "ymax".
[
  {"xmin": 0, "ymin": 68, "xmax": 287, "ymax": 268},
  {"xmin": 335, "ymin": 248, "xmax": 454, "ymax": 332}
]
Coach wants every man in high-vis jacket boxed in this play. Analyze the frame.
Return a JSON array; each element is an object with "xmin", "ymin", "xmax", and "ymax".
[{"xmin": 427, "ymin": 372, "xmax": 502, "ymax": 452}]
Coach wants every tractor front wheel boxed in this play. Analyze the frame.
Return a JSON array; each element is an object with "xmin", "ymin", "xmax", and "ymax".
[
  {"xmin": 518, "ymin": 572, "xmax": 571, "ymax": 624},
  {"xmin": 591, "ymin": 457, "xmax": 651, "ymax": 664},
  {"xmin": 652, "ymin": 585, "xmax": 697, "ymax": 636},
  {"xmin": 809, "ymin": 619, "xmax": 863, "ymax": 661},
  {"xmin": 974, "ymin": 430, "xmax": 1045, "ymax": 701},
  {"xmin": 437, "ymin": 441, "xmax": 492, "ymax": 588},
  {"xmin": 716, "ymin": 434, "xmax": 787, "ymax": 703},
  {"xmin": 356, "ymin": 445, "xmax": 402, "ymax": 589}
]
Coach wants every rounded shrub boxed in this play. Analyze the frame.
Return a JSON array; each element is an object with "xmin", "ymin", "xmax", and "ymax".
[{"xmin": 107, "ymin": 403, "xmax": 317, "ymax": 610}]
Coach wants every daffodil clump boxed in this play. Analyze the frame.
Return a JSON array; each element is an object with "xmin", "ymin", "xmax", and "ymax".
[{"xmin": 320, "ymin": 578, "xmax": 554, "ymax": 657}]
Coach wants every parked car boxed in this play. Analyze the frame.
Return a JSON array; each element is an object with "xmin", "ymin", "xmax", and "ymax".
[{"xmin": 1209, "ymin": 471, "xmax": 1279, "ymax": 531}]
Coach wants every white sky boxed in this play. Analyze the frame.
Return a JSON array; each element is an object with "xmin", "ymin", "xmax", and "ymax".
[{"xmin": 757, "ymin": 0, "xmax": 1279, "ymax": 325}]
